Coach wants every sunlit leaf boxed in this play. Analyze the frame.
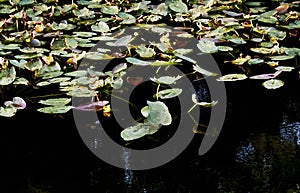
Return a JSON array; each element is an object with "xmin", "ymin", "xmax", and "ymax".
[
  {"xmin": 39, "ymin": 98, "xmax": 71, "ymax": 106},
  {"xmin": 262, "ymin": 79, "xmax": 284, "ymax": 89},
  {"xmin": 150, "ymin": 75, "xmax": 182, "ymax": 84},
  {"xmin": 216, "ymin": 74, "xmax": 248, "ymax": 81},
  {"xmin": 151, "ymin": 60, "xmax": 179, "ymax": 66},
  {"xmin": 248, "ymin": 58, "xmax": 264, "ymax": 65},
  {"xmin": 13, "ymin": 77, "xmax": 29, "ymax": 85},
  {"xmin": 0, "ymin": 106, "xmax": 17, "ymax": 117},
  {"xmin": 125, "ymin": 57, "xmax": 152, "ymax": 66},
  {"xmin": 136, "ymin": 45, "xmax": 155, "ymax": 58},
  {"xmin": 91, "ymin": 21, "xmax": 110, "ymax": 32},
  {"xmin": 169, "ymin": 1, "xmax": 188, "ymax": 13},
  {"xmin": 156, "ymin": 88, "xmax": 182, "ymax": 99},
  {"xmin": 106, "ymin": 35, "xmax": 132, "ymax": 46},
  {"xmin": 64, "ymin": 70, "xmax": 88, "ymax": 77},
  {"xmin": 192, "ymin": 94, "xmax": 218, "ymax": 107},
  {"xmin": 65, "ymin": 38, "xmax": 78, "ymax": 49},
  {"xmin": 218, "ymin": 46, "xmax": 233, "ymax": 52},
  {"xmin": 175, "ymin": 54, "xmax": 196, "ymax": 64},
  {"xmin": 143, "ymin": 101, "xmax": 172, "ymax": 126},
  {"xmin": 73, "ymin": 32, "xmax": 97, "ymax": 37},
  {"xmin": 275, "ymin": 66, "xmax": 294, "ymax": 72},
  {"xmin": 24, "ymin": 59, "xmax": 43, "ymax": 71},
  {"xmin": 0, "ymin": 66, "xmax": 16, "ymax": 85},
  {"xmin": 229, "ymin": 38, "xmax": 247, "ymax": 44},
  {"xmin": 112, "ymin": 63, "xmax": 127, "ymax": 73},
  {"xmin": 197, "ymin": 39, "xmax": 218, "ymax": 53},
  {"xmin": 119, "ymin": 12, "xmax": 136, "ymax": 24},
  {"xmin": 193, "ymin": 64, "xmax": 218, "ymax": 76},
  {"xmin": 37, "ymin": 106, "xmax": 73, "ymax": 114},
  {"xmin": 250, "ymin": 47, "xmax": 273, "ymax": 54},
  {"xmin": 9, "ymin": 59, "xmax": 26, "ymax": 69},
  {"xmin": 269, "ymin": 55, "xmax": 295, "ymax": 61},
  {"xmin": 120, "ymin": 122, "xmax": 160, "ymax": 141},
  {"xmin": 101, "ymin": 6, "xmax": 119, "ymax": 15}
]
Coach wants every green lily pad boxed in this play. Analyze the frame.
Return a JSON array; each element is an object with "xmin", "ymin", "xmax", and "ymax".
[
  {"xmin": 73, "ymin": 32, "xmax": 97, "ymax": 37},
  {"xmin": 0, "ymin": 106, "xmax": 17, "ymax": 117},
  {"xmin": 9, "ymin": 59, "xmax": 26, "ymax": 69},
  {"xmin": 169, "ymin": 1, "xmax": 188, "ymax": 13},
  {"xmin": 119, "ymin": 12, "xmax": 136, "ymax": 24},
  {"xmin": 64, "ymin": 70, "xmax": 88, "ymax": 77},
  {"xmin": 36, "ymin": 81, "xmax": 51, "ymax": 86},
  {"xmin": 250, "ymin": 47, "xmax": 273, "ymax": 54},
  {"xmin": 91, "ymin": 21, "xmax": 110, "ymax": 33},
  {"xmin": 120, "ymin": 122, "xmax": 160, "ymax": 141},
  {"xmin": 151, "ymin": 60, "xmax": 179, "ymax": 66},
  {"xmin": 217, "ymin": 74, "xmax": 248, "ymax": 81},
  {"xmin": 218, "ymin": 46, "xmax": 233, "ymax": 52},
  {"xmin": 101, "ymin": 6, "xmax": 119, "ymax": 15},
  {"xmin": 0, "ymin": 67, "xmax": 16, "ymax": 85},
  {"xmin": 125, "ymin": 57, "xmax": 152, "ymax": 66},
  {"xmin": 269, "ymin": 55, "xmax": 295, "ymax": 61},
  {"xmin": 150, "ymin": 75, "xmax": 182, "ymax": 84},
  {"xmin": 39, "ymin": 98, "xmax": 71, "ymax": 106},
  {"xmin": 65, "ymin": 38, "xmax": 78, "ymax": 49},
  {"xmin": 106, "ymin": 35, "xmax": 132, "ymax": 46},
  {"xmin": 24, "ymin": 59, "xmax": 43, "ymax": 71},
  {"xmin": 136, "ymin": 45, "xmax": 156, "ymax": 58},
  {"xmin": 66, "ymin": 86, "xmax": 97, "ymax": 97},
  {"xmin": 248, "ymin": 58, "xmax": 264, "ymax": 65},
  {"xmin": 262, "ymin": 79, "xmax": 284, "ymax": 89},
  {"xmin": 142, "ymin": 101, "xmax": 172, "ymax": 126},
  {"xmin": 275, "ymin": 66, "xmax": 294, "ymax": 72},
  {"xmin": 19, "ymin": 0, "xmax": 36, "ymax": 5},
  {"xmin": 175, "ymin": 54, "xmax": 196, "ymax": 64},
  {"xmin": 193, "ymin": 64, "xmax": 218, "ymax": 76},
  {"xmin": 192, "ymin": 94, "xmax": 218, "ymax": 107},
  {"xmin": 14, "ymin": 53, "xmax": 42, "ymax": 59},
  {"xmin": 40, "ymin": 71, "xmax": 63, "ymax": 79},
  {"xmin": 0, "ymin": 44, "xmax": 21, "ymax": 50},
  {"xmin": 13, "ymin": 77, "xmax": 29, "ymax": 85},
  {"xmin": 156, "ymin": 88, "xmax": 182, "ymax": 99},
  {"xmin": 37, "ymin": 106, "xmax": 73, "ymax": 114},
  {"xmin": 49, "ymin": 77, "xmax": 71, "ymax": 83},
  {"xmin": 197, "ymin": 39, "xmax": 218, "ymax": 54},
  {"xmin": 229, "ymin": 38, "xmax": 247, "ymax": 44},
  {"xmin": 112, "ymin": 63, "xmax": 127, "ymax": 73}
]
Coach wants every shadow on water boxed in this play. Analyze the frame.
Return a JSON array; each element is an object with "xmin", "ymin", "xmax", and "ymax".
[{"xmin": 1, "ymin": 74, "xmax": 300, "ymax": 193}]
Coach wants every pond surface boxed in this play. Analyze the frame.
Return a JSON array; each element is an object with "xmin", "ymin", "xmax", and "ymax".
[{"xmin": 2, "ymin": 77, "xmax": 300, "ymax": 193}]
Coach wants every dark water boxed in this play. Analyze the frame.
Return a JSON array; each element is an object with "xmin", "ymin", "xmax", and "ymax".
[{"xmin": 1, "ymin": 75, "xmax": 300, "ymax": 193}]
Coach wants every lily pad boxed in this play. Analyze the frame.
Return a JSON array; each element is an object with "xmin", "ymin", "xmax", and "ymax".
[
  {"xmin": 125, "ymin": 57, "xmax": 152, "ymax": 66},
  {"xmin": 120, "ymin": 122, "xmax": 160, "ymax": 141},
  {"xmin": 150, "ymin": 75, "xmax": 182, "ymax": 84},
  {"xmin": 24, "ymin": 59, "xmax": 43, "ymax": 71},
  {"xmin": 0, "ymin": 66, "xmax": 16, "ymax": 85},
  {"xmin": 248, "ymin": 58, "xmax": 264, "ymax": 65},
  {"xmin": 275, "ymin": 66, "xmax": 294, "ymax": 72},
  {"xmin": 193, "ymin": 64, "xmax": 218, "ymax": 76},
  {"xmin": 37, "ymin": 106, "xmax": 73, "ymax": 114},
  {"xmin": 262, "ymin": 79, "xmax": 284, "ymax": 89},
  {"xmin": 269, "ymin": 55, "xmax": 295, "ymax": 61},
  {"xmin": 192, "ymin": 94, "xmax": 218, "ymax": 107},
  {"xmin": 101, "ymin": 6, "xmax": 119, "ymax": 15},
  {"xmin": 39, "ymin": 98, "xmax": 71, "ymax": 106},
  {"xmin": 119, "ymin": 12, "xmax": 136, "ymax": 24},
  {"xmin": 169, "ymin": 1, "xmax": 188, "ymax": 13},
  {"xmin": 91, "ymin": 21, "xmax": 110, "ymax": 33},
  {"xmin": 197, "ymin": 39, "xmax": 218, "ymax": 54},
  {"xmin": 136, "ymin": 45, "xmax": 156, "ymax": 58},
  {"xmin": 9, "ymin": 59, "xmax": 27, "ymax": 69},
  {"xmin": 142, "ymin": 101, "xmax": 172, "ymax": 126},
  {"xmin": 151, "ymin": 60, "xmax": 179, "ymax": 66},
  {"xmin": 13, "ymin": 77, "xmax": 29, "ymax": 85},
  {"xmin": 106, "ymin": 35, "xmax": 133, "ymax": 47},
  {"xmin": 0, "ymin": 106, "xmax": 17, "ymax": 117},
  {"xmin": 250, "ymin": 47, "xmax": 273, "ymax": 54},
  {"xmin": 156, "ymin": 88, "xmax": 182, "ymax": 99},
  {"xmin": 217, "ymin": 74, "xmax": 248, "ymax": 81}
]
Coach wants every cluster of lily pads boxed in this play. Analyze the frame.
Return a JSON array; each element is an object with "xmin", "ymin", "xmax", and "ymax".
[{"xmin": 0, "ymin": 0, "xmax": 299, "ymax": 139}]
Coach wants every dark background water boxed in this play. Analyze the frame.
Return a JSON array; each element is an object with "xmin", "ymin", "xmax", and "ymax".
[{"xmin": 1, "ymin": 73, "xmax": 300, "ymax": 193}]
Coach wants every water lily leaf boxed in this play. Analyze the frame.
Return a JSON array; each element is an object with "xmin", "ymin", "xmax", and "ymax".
[
  {"xmin": 174, "ymin": 48, "xmax": 193, "ymax": 55},
  {"xmin": 175, "ymin": 54, "xmax": 196, "ymax": 64},
  {"xmin": 0, "ymin": 7, "xmax": 16, "ymax": 14},
  {"xmin": 262, "ymin": 79, "xmax": 284, "ymax": 89},
  {"xmin": 73, "ymin": 7, "xmax": 94, "ymax": 18},
  {"xmin": 91, "ymin": 21, "xmax": 110, "ymax": 33},
  {"xmin": 143, "ymin": 101, "xmax": 172, "ymax": 126},
  {"xmin": 24, "ymin": 59, "xmax": 43, "ymax": 71},
  {"xmin": 120, "ymin": 122, "xmax": 160, "ymax": 141},
  {"xmin": 251, "ymin": 38, "xmax": 263, "ymax": 42},
  {"xmin": 9, "ymin": 59, "xmax": 26, "ymax": 69},
  {"xmin": 49, "ymin": 77, "xmax": 71, "ymax": 83},
  {"xmin": 0, "ymin": 66, "xmax": 16, "ymax": 85},
  {"xmin": 285, "ymin": 48, "xmax": 300, "ymax": 56},
  {"xmin": 119, "ymin": 12, "xmax": 136, "ymax": 24},
  {"xmin": 192, "ymin": 94, "xmax": 218, "ymax": 107},
  {"xmin": 13, "ymin": 77, "xmax": 29, "ymax": 85},
  {"xmin": 0, "ymin": 106, "xmax": 17, "ymax": 117},
  {"xmin": 39, "ymin": 98, "xmax": 71, "ymax": 106},
  {"xmin": 151, "ymin": 27, "xmax": 172, "ymax": 34},
  {"xmin": 275, "ymin": 66, "xmax": 294, "ymax": 72},
  {"xmin": 217, "ymin": 74, "xmax": 248, "ymax": 81},
  {"xmin": 248, "ymin": 58, "xmax": 264, "ymax": 65},
  {"xmin": 136, "ymin": 45, "xmax": 155, "ymax": 58},
  {"xmin": 84, "ymin": 52, "xmax": 113, "ymax": 60},
  {"xmin": 19, "ymin": 0, "xmax": 36, "ymax": 5},
  {"xmin": 265, "ymin": 27, "xmax": 286, "ymax": 40},
  {"xmin": 169, "ymin": 1, "xmax": 188, "ymax": 13},
  {"xmin": 73, "ymin": 32, "xmax": 97, "ymax": 37},
  {"xmin": 101, "ymin": 6, "xmax": 119, "ymax": 15},
  {"xmin": 218, "ymin": 46, "xmax": 233, "ymax": 52},
  {"xmin": 66, "ymin": 86, "xmax": 97, "ymax": 97},
  {"xmin": 156, "ymin": 88, "xmax": 182, "ymax": 99},
  {"xmin": 37, "ymin": 106, "xmax": 73, "ymax": 114},
  {"xmin": 222, "ymin": 10, "xmax": 243, "ymax": 17},
  {"xmin": 4, "ymin": 97, "xmax": 26, "ymax": 110},
  {"xmin": 193, "ymin": 64, "xmax": 218, "ymax": 76},
  {"xmin": 64, "ymin": 70, "xmax": 88, "ymax": 77},
  {"xmin": 0, "ymin": 44, "xmax": 20, "ymax": 50},
  {"xmin": 258, "ymin": 10, "xmax": 277, "ymax": 23},
  {"xmin": 250, "ymin": 47, "xmax": 273, "ymax": 54},
  {"xmin": 197, "ymin": 39, "xmax": 218, "ymax": 53},
  {"xmin": 269, "ymin": 55, "xmax": 295, "ymax": 60},
  {"xmin": 283, "ymin": 20, "xmax": 300, "ymax": 29},
  {"xmin": 112, "ymin": 63, "xmax": 127, "ymax": 73},
  {"xmin": 151, "ymin": 60, "xmax": 179, "ymax": 66},
  {"xmin": 52, "ymin": 22, "xmax": 68, "ymax": 30},
  {"xmin": 40, "ymin": 71, "xmax": 63, "ymax": 79},
  {"xmin": 250, "ymin": 70, "xmax": 282, "ymax": 80},
  {"xmin": 71, "ymin": 77, "xmax": 98, "ymax": 85},
  {"xmin": 36, "ymin": 81, "xmax": 51, "ymax": 86},
  {"xmin": 125, "ymin": 57, "xmax": 152, "ymax": 66},
  {"xmin": 150, "ymin": 75, "xmax": 182, "ymax": 84},
  {"xmin": 106, "ymin": 35, "xmax": 132, "ymax": 46},
  {"xmin": 14, "ymin": 53, "xmax": 42, "ymax": 59},
  {"xmin": 65, "ymin": 38, "xmax": 78, "ymax": 49},
  {"xmin": 229, "ymin": 38, "xmax": 247, "ymax": 44},
  {"xmin": 151, "ymin": 3, "xmax": 168, "ymax": 16},
  {"xmin": 75, "ymin": 101, "xmax": 109, "ymax": 111}
]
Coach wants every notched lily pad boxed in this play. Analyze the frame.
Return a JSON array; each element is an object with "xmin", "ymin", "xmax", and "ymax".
[
  {"xmin": 120, "ymin": 122, "xmax": 160, "ymax": 141},
  {"xmin": 197, "ymin": 39, "xmax": 218, "ymax": 54},
  {"xmin": 142, "ymin": 101, "xmax": 172, "ymax": 126},
  {"xmin": 262, "ymin": 79, "xmax": 284, "ymax": 89}
]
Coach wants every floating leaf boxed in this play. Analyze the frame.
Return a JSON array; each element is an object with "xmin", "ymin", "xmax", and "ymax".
[
  {"xmin": 151, "ymin": 60, "xmax": 179, "ymax": 66},
  {"xmin": 14, "ymin": 53, "xmax": 42, "ymax": 59},
  {"xmin": 248, "ymin": 58, "xmax": 264, "ymax": 65},
  {"xmin": 156, "ymin": 88, "xmax": 182, "ymax": 99},
  {"xmin": 24, "ymin": 59, "xmax": 43, "ymax": 71},
  {"xmin": 64, "ymin": 70, "xmax": 88, "ymax": 77},
  {"xmin": 112, "ymin": 63, "xmax": 127, "ymax": 73},
  {"xmin": 143, "ymin": 101, "xmax": 172, "ymax": 126},
  {"xmin": 66, "ymin": 86, "xmax": 97, "ymax": 97},
  {"xmin": 169, "ymin": 1, "xmax": 188, "ymax": 13},
  {"xmin": 101, "ymin": 6, "xmax": 119, "ymax": 15},
  {"xmin": 37, "ymin": 106, "xmax": 73, "ymax": 114},
  {"xmin": 120, "ymin": 122, "xmax": 159, "ymax": 141},
  {"xmin": 119, "ymin": 12, "xmax": 136, "ymax": 24},
  {"xmin": 192, "ymin": 94, "xmax": 218, "ymax": 107},
  {"xmin": 222, "ymin": 10, "xmax": 243, "ymax": 17},
  {"xmin": 0, "ymin": 106, "xmax": 17, "ymax": 117},
  {"xmin": 175, "ymin": 54, "xmax": 196, "ymax": 64},
  {"xmin": 218, "ymin": 46, "xmax": 233, "ymax": 52},
  {"xmin": 150, "ymin": 75, "xmax": 182, "ymax": 84},
  {"xmin": 136, "ymin": 45, "xmax": 155, "ymax": 58},
  {"xmin": 193, "ymin": 64, "xmax": 218, "ymax": 76},
  {"xmin": 229, "ymin": 38, "xmax": 247, "ymax": 44},
  {"xmin": 262, "ymin": 79, "xmax": 284, "ymax": 89},
  {"xmin": 91, "ymin": 21, "xmax": 110, "ymax": 32},
  {"xmin": 75, "ymin": 101, "xmax": 109, "ymax": 111},
  {"xmin": 125, "ymin": 57, "xmax": 152, "ymax": 66},
  {"xmin": 19, "ymin": 0, "xmax": 36, "ymax": 5},
  {"xmin": 39, "ymin": 98, "xmax": 71, "ymax": 106},
  {"xmin": 73, "ymin": 32, "xmax": 97, "ymax": 37},
  {"xmin": 269, "ymin": 55, "xmax": 295, "ymax": 61},
  {"xmin": 275, "ymin": 66, "xmax": 294, "ymax": 72},
  {"xmin": 106, "ymin": 35, "xmax": 132, "ymax": 46},
  {"xmin": 197, "ymin": 39, "xmax": 218, "ymax": 53},
  {"xmin": 4, "ymin": 97, "xmax": 26, "ymax": 110},
  {"xmin": 9, "ymin": 59, "xmax": 26, "ymax": 69},
  {"xmin": 13, "ymin": 77, "xmax": 29, "ymax": 85},
  {"xmin": 250, "ymin": 70, "xmax": 282, "ymax": 80},
  {"xmin": 65, "ymin": 38, "xmax": 78, "ymax": 49},
  {"xmin": 250, "ymin": 47, "xmax": 273, "ymax": 54},
  {"xmin": 0, "ymin": 66, "xmax": 16, "ymax": 85},
  {"xmin": 217, "ymin": 74, "xmax": 248, "ymax": 81}
]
